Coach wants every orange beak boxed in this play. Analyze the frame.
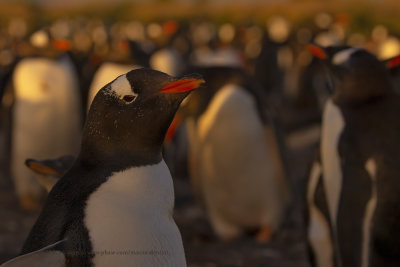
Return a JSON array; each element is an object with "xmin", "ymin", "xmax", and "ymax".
[
  {"xmin": 164, "ymin": 114, "xmax": 182, "ymax": 144},
  {"xmin": 160, "ymin": 76, "xmax": 205, "ymax": 94},
  {"xmin": 52, "ymin": 39, "xmax": 72, "ymax": 51},
  {"xmin": 386, "ymin": 55, "xmax": 400, "ymax": 69},
  {"xmin": 25, "ymin": 159, "xmax": 61, "ymax": 176},
  {"xmin": 307, "ymin": 44, "xmax": 328, "ymax": 59}
]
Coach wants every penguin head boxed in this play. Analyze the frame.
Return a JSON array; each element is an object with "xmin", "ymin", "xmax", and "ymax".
[
  {"xmin": 81, "ymin": 68, "xmax": 204, "ymax": 166},
  {"xmin": 25, "ymin": 155, "xmax": 75, "ymax": 178},
  {"xmin": 308, "ymin": 44, "xmax": 394, "ymax": 106}
]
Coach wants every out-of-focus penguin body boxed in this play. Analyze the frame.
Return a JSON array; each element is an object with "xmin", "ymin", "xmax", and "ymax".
[
  {"xmin": 10, "ymin": 55, "xmax": 82, "ymax": 210},
  {"xmin": 1, "ymin": 68, "xmax": 204, "ymax": 267},
  {"xmin": 306, "ymin": 45, "xmax": 400, "ymax": 267},
  {"xmin": 150, "ymin": 48, "xmax": 185, "ymax": 77},
  {"xmin": 179, "ymin": 66, "xmax": 289, "ymax": 241},
  {"xmin": 306, "ymin": 153, "xmax": 334, "ymax": 267}
]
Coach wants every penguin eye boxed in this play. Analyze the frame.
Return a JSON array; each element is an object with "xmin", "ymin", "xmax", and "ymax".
[{"xmin": 122, "ymin": 95, "xmax": 137, "ymax": 103}]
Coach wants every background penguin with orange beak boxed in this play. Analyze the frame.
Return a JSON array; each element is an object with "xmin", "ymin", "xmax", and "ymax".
[
  {"xmin": 306, "ymin": 44, "xmax": 400, "ymax": 267},
  {"xmin": 24, "ymin": 155, "xmax": 75, "ymax": 193}
]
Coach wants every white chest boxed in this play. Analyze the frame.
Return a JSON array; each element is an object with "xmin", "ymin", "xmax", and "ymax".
[
  {"xmin": 191, "ymin": 85, "xmax": 288, "ymax": 228},
  {"xmin": 321, "ymin": 99, "xmax": 345, "ymax": 227},
  {"xmin": 84, "ymin": 160, "xmax": 186, "ymax": 267}
]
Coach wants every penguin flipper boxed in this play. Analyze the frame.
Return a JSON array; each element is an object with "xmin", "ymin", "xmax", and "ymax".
[{"xmin": 1, "ymin": 239, "xmax": 66, "ymax": 267}]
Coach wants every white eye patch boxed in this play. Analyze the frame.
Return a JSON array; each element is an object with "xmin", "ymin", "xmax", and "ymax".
[
  {"xmin": 332, "ymin": 47, "xmax": 362, "ymax": 65},
  {"xmin": 110, "ymin": 74, "xmax": 138, "ymax": 103}
]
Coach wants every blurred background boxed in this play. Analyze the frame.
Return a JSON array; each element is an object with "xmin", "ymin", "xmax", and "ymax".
[{"xmin": 0, "ymin": 0, "xmax": 400, "ymax": 266}]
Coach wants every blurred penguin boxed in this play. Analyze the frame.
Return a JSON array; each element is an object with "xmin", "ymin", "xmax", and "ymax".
[
  {"xmin": 176, "ymin": 66, "xmax": 290, "ymax": 241},
  {"xmin": 306, "ymin": 44, "xmax": 400, "ymax": 267},
  {"xmin": 25, "ymin": 155, "xmax": 75, "ymax": 193},
  {"xmin": 9, "ymin": 30, "xmax": 82, "ymax": 210},
  {"xmin": 150, "ymin": 48, "xmax": 185, "ymax": 77},
  {"xmin": 385, "ymin": 54, "xmax": 400, "ymax": 93}
]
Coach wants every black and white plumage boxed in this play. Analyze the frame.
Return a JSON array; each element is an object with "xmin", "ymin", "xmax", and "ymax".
[
  {"xmin": 306, "ymin": 45, "xmax": 400, "ymax": 267},
  {"xmin": 1, "ymin": 68, "xmax": 204, "ymax": 267},
  {"xmin": 177, "ymin": 66, "xmax": 289, "ymax": 241}
]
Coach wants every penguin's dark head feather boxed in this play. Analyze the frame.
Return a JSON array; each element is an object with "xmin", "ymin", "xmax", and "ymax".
[
  {"xmin": 80, "ymin": 68, "xmax": 204, "ymax": 167},
  {"xmin": 308, "ymin": 44, "xmax": 394, "ymax": 106}
]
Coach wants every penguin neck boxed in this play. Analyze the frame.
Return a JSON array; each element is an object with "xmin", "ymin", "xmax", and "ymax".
[
  {"xmin": 78, "ymin": 138, "xmax": 163, "ymax": 171},
  {"xmin": 333, "ymin": 80, "xmax": 394, "ymax": 107},
  {"xmin": 332, "ymin": 62, "xmax": 395, "ymax": 106}
]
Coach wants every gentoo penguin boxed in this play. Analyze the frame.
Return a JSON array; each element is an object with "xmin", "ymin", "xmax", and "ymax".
[
  {"xmin": 25, "ymin": 155, "xmax": 75, "ymax": 192},
  {"xmin": 306, "ymin": 44, "xmax": 400, "ymax": 267},
  {"xmin": 10, "ymin": 51, "xmax": 82, "ymax": 211},
  {"xmin": 1, "ymin": 68, "xmax": 203, "ymax": 267},
  {"xmin": 177, "ymin": 66, "xmax": 290, "ymax": 241}
]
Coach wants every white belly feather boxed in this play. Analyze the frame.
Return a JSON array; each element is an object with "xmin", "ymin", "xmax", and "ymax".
[
  {"xmin": 321, "ymin": 99, "xmax": 345, "ymax": 228},
  {"xmin": 190, "ymin": 84, "xmax": 288, "ymax": 235},
  {"xmin": 84, "ymin": 160, "xmax": 186, "ymax": 267},
  {"xmin": 307, "ymin": 161, "xmax": 334, "ymax": 267}
]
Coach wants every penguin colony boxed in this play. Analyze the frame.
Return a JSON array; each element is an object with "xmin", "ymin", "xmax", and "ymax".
[
  {"xmin": 1, "ymin": 16, "xmax": 400, "ymax": 266},
  {"xmin": 307, "ymin": 45, "xmax": 400, "ymax": 267},
  {"xmin": 1, "ymin": 68, "xmax": 204, "ymax": 266}
]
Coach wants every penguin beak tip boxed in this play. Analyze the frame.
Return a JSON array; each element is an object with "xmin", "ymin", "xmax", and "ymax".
[{"xmin": 160, "ymin": 75, "xmax": 205, "ymax": 94}]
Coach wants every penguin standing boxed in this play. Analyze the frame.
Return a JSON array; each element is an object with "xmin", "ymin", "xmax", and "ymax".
[
  {"xmin": 10, "ymin": 50, "xmax": 82, "ymax": 210},
  {"xmin": 1, "ymin": 68, "xmax": 204, "ymax": 266},
  {"xmin": 177, "ymin": 66, "xmax": 290, "ymax": 241},
  {"xmin": 306, "ymin": 44, "xmax": 400, "ymax": 267}
]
